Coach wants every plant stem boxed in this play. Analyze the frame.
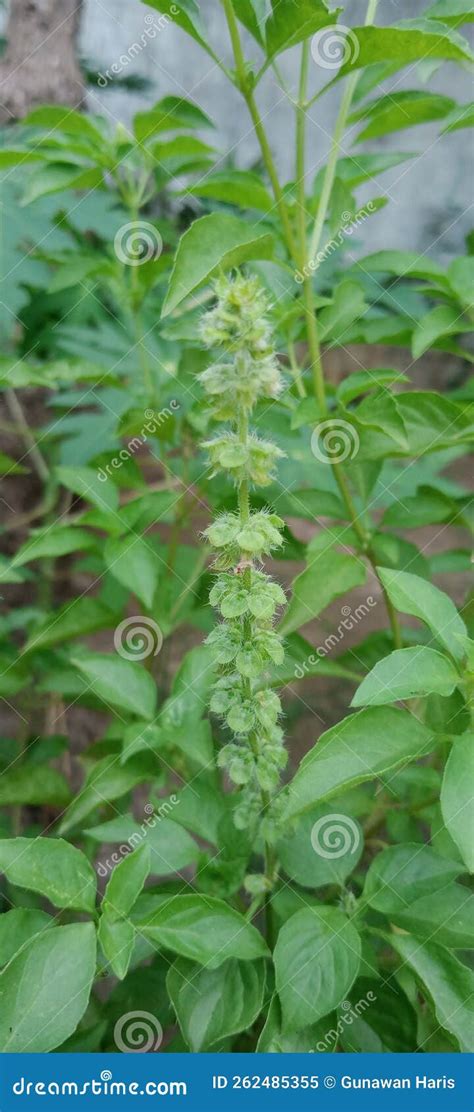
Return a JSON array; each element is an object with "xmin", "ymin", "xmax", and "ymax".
[
  {"xmin": 236, "ymin": 405, "xmax": 276, "ymax": 940},
  {"xmin": 287, "ymin": 339, "xmax": 306, "ymax": 397},
  {"xmin": 295, "ymin": 42, "xmax": 327, "ymax": 409},
  {"xmin": 221, "ymin": 0, "xmax": 299, "ymax": 263},
  {"xmin": 308, "ymin": 0, "xmax": 379, "ymax": 265},
  {"xmin": 293, "ymin": 4, "xmax": 401, "ymax": 648},
  {"xmin": 5, "ymin": 388, "xmax": 49, "ymax": 483}
]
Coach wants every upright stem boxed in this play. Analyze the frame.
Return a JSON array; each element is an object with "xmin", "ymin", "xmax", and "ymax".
[
  {"xmin": 125, "ymin": 197, "xmax": 154, "ymax": 401},
  {"xmin": 220, "ymin": 0, "xmax": 401, "ymax": 649},
  {"xmin": 236, "ymin": 405, "xmax": 276, "ymax": 940},
  {"xmin": 5, "ymin": 389, "xmax": 49, "ymax": 483},
  {"xmin": 221, "ymin": 0, "xmax": 299, "ymax": 263},
  {"xmin": 295, "ymin": 43, "xmax": 326, "ymax": 410},
  {"xmin": 309, "ymin": 0, "xmax": 379, "ymax": 264}
]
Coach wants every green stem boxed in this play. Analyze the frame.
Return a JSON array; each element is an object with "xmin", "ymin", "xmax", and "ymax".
[
  {"xmin": 293, "ymin": 3, "xmax": 401, "ymax": 648},
  {"xmin": 295, "ymin": 42, "xmax": 327, "ymax": 408},
  {"xmin": 287, "ymin": 339, "xmax": 306, "ymax": 398},
  {"xmin": 221, "ymin": 0, "xmax": 299, "ymax": 264},
  {"xmin": 5, "ymin": 389, "xmax": 49, "ymax": 483},
  {"xmin": 236, "ymin": 404, "xmax": 276, "ymax": 940},
  {"xmin": 308, "ymin": 0, "xmax": 379, "ymax": 265}
]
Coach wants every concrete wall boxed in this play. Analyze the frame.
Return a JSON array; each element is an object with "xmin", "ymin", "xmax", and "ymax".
[{"xmin": 50, "ymin": 1, "xmax": 474, "ymax": 258}]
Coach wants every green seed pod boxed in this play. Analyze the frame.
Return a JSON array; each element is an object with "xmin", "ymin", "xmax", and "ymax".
[{"xmin": 200, "ymin": 271, "xmax": 287, "ymax": 836}]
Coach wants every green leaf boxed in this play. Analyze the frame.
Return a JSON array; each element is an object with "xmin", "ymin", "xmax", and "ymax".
[
  {"xmin": 425, "ymin": 1, "xmax": 474, "ymax": 25},
  {"xmin": 104, "ymin": 535, "xmax": 159, "ymax": 609},
  {"xmin": 279, "ymin": 548, "xmax": 366, "ymax": 637},
  {"xmin": 167, "ymin": 957, "xmax": 266, "ymax": 1051},
  {"xmin": 134, "ymin": 95, "xmax": 214, "ymax": 142},
  {"xmin": 441, "ymin": 101, "xmax": 474, "ymax": 132},
  {"xmin": 412, "ymin": 305, "xmax": 470, "ymax": 359},
  {"xmin": 102, "ymin": 844, "xmax": 150, "ymax": 919},
  {"xmin": 390, "ymin": 886, "xmax": 474, "ymax": 949},
  {"xmin": 363, "ymin": 842, "xmax": 474, "ymax": 945},
  {"xmin": 98, "ymin": 916, "xmax": 135, "ymax": 981},
  {"xmin": 184, "ymin": 170, "xmax": 273, "ymax": 212},
  {"xmin": 143, "ymin": 0, "xmax": 215, "ymax": 56},
  {"xmin": 278, "ymin": 804, "xmax": 363, "ymax": 889},
  {"xmin": 338, "ymin": 23, "xmax": 474, "ymax": 80},
  {"xmin": 351, "ymin": 646, "xmax": 459, "ymax": 707},
  {"xmin": 381, "ymin": 485, "xmax": 460, "ymax": 529},
  {"xmin": 274, "ymin": 908, "xmax": 361, "ymax": 1030},
  {"xmin": 0, "ymin": 765, "xmax": 70, "ymax": 807},
  {"xmin": 350, "ymin": 91, "xmax": 456, "ymax": 142},
  {"xmin": 0, "ymin": 838, "xmax": 96, "ymax": 912},
  {"xmin": 315, "ymin": 152, "xmax": 415, "ymax": 191},
  {"xmin": 137, "ymin": 894, "xmax": 269, "ymax": 967},
  {"xmin": 87, "ymin": 815, "xmax": 200, "ymax": 877},
  {"xmin": 337, "ymin": 368, "xmax": 408, "ymax": 406},
  {"xmin": 232, "ymin": 0, "xmax": 266, "ymax": 45},
  {"xmin": 447, "ymin": 255, "xmax": 474, "ymax": 310},
  {"xmin": 0, "ymin": 909, "xmax": 52, "ymax": 967},
  {"xmin": 319, "ymin": 280, "xmax": 367, "ymax": 344},
  {"xmin": 395, "ymin": 392, "xmax": 474, "ymax": 455},
  {"xmin": 376, "ymin": 567, "xmax": 467, "ymax": 663},
  {"xmin": 22, "ymin": 165, "xmax": 103, "ymax": 205},
  {"xmin": 265, "ymin": 0, "xmax": 338, "ymax": 59},
  {"xmin": 151, "ymin": 775, "xmax": 229, "ymax": 845},
  {"xmin": 23, "ymin": 597, "xmax": 119, "ymax": 653},
  {"xmin": 0, "ymin": 149, "xmax": 43, "ymax": 168},
  {"xmin": 12, "ymin": 525, "xmax": 97, "ymax": 566},
  {"xmin": 161, "ymin": 214, "xmax": 274, "ymax": 317},
  {"xmin": 356, "ymin": 249, "xmax": 447, "ymax": 284},
  {"xmin": 0, "ymin": 450, "xmax": 27, "ymax": 474},
  {"xmin": 158, "ymin": 644, "xmax": 215, "ymax": 729},
  {"xmin": 341, "ymin": 976, "xmax": 417, "ymax": 1053},
  {"xmin": 389, "ymin": 934, "xmax": 474, "ymax": 1053},
  {"xmin": 0, "ymin": 923, "xmax": 96, "ymax": 1052},
  {"xmin": 441, "ymin": 733, "xmax": 474, "ymax": 873},
  {"xmin": 59, "ymin": 754, "xmax": 154, "ymax": 835},
  {"xmin": 55, "ymin": 465, "xmax": 119, "ymax": 513},
  {"xmin": 71, "ymin": 651, "xmax": 157, "ymax": 719},
  {"xmin": 23, "ymin": 105, "xmax": 104, "ymax": 143},
  {"xmin": 364, "ymin": 844, "xmax": 464, "ymax": 913},
  {"xmin": 285, "ymin": 707, "xmax": 434, "ymax": 821}
]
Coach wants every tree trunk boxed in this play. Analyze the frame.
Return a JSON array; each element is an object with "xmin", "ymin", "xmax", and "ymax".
[{"xmin": 0, "ymin": 0, "xmax": 84, "ymax": 123}]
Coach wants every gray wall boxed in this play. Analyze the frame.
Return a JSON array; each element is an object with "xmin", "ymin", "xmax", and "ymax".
[{"xmin": 78, "ymin": 0, "xmax": 472, "ymax": 258}]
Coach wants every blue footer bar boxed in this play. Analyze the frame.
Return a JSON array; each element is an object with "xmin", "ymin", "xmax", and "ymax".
[{"xmin": 0, "ymin": 1054, "xmax": 473, "ymax": 1110}]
